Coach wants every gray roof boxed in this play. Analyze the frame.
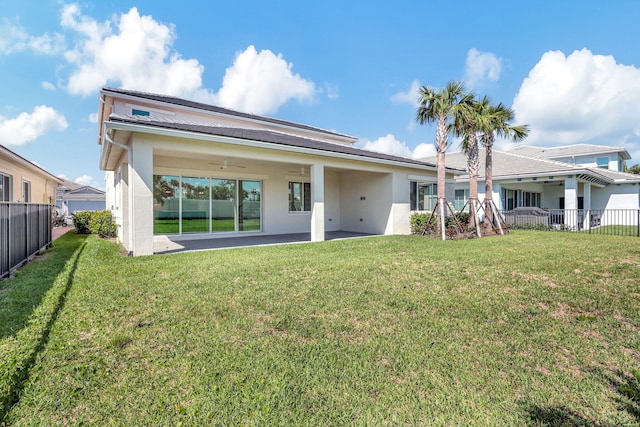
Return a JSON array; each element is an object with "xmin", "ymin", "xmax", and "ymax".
[
  {"xmin": 109, "ymin": 113, "xmax": 447, "ymax": 170},
  {"xmin": 424, "ymin": 149, "xmax": 640, "ymax": 185},
  {"xmin": 508, "ymin": 144, "xmax": 631, "ymax": 160},
  {"xmin": 102, "ymin": 87, "xmax": 356, "ymax": 141}
]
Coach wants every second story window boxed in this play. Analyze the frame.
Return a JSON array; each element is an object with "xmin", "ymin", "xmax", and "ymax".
[
  {"xmin": 132, "ymin": 109, "xmax": 150, "ymax": 116},
  {"xmin": 596, "ymin": 157, "xmax": 609, "ymax": 169}
]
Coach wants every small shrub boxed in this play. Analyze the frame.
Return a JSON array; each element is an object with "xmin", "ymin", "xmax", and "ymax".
[
  {"xmin": 445, "ymin": 212, "xmax": 470, "ymax": 228},
  {"xmin": 72, "ymin": 211, "xmax": 92, "ymax": 234},
  {"xmin": 72, "ymin": 210, "xmax": 116, "ymax": 238},
  {"xmin": 89, "ymin": 210, "xmax": 117, "ymax": 238},
  {"xmin": 410, "ymin": 212, "xmax": 436, "ymax": 235}
]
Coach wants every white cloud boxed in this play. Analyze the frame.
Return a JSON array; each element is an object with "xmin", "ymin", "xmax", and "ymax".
[
  {"xmin": 360, "ymin": 134, "xmax": 413, "ymax": 158},
  {"xmin": 0, "ymin": 18, "xmax": 64, "ymax": 55},
  {"xmin": 464, "ymin": 48, "xmax": 502, "ymax": 88},
  {"xmin": 61, "ymin": 5, "xmax": 204, "ymax": 98},
  {"xmin": 211, "ymin": 45, "xmax": 315, "ymax": 115},
  {"xmin": 0, "ymin": 105, "xmax": 68, "ymax": 146},
  {"xmin": 74, "ymin": 174, "xmax": 94, "ymax": 186},
  {"xmin": 88, "ymin": 112, "xmax": 98, "ymax": 123},
  {"xmin": 412, "ymin": 143, "xmax": 437, "ymax": 159},
  {"xmin": 57, "ymin": 173, "xmax": 68, "ymax": 181},
  {"xmin": 513, "ymin": 48, "xmax": 640, "ymax": 160},
  {"xmin": 391, "ymin": 80, "xmax": 421, "ymax": 108},
  {"xmin": 42, "ymin": 81, "xmax": 56, "ymax": 91},
  {"xmin": 57, "ymin": 6, "xmax": 315, "ymax": 115}
]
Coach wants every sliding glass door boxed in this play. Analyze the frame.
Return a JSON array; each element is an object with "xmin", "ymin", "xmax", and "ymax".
[
  {"xmin": 181, "ymin": 177, "xmax": 210, "ymax": 233},
  {"xmin": 153, "ymin": 175, "xmax": 180, "ymax": 234},
  {"xmin": 153, "ymin": 175, "xmax": 261, "ymax": 235},
  {"xmin": 212, "ymin": 179, "xmax": 236, "ymax": 232},
  {"xmin": 239, "ymin": 180, "xmax": 261, "ymax": 231}
]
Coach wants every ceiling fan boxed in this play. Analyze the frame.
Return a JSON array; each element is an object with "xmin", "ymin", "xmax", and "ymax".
[{"xmin": 208, "ymin": 159, "xmax": 246, "ymax": 170}]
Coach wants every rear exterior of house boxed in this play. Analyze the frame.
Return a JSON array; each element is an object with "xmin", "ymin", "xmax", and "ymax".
[
  {"xmin": 423, "ymin": 145, "xmax": 640, "ymax": 230},
  {"xmin": 1, "ymin": 144, "xmax": 63, "ymax": 278},
  {"xmin": 1, "ymin": 144, "xmax": 61, "ymax": 204},
  {"xmin": 97, "ymin": 88, "xmax": 454, "ymax": 256}
]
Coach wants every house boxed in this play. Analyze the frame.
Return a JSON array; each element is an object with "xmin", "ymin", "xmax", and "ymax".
[
  {"xmin": 422, "ymin": 144, "xmax": 640, "ymax": 229},
  {"xmin": 96, "ymin": 87, "xmax": 458, "ymax": 256},
  {"xmin": 0, "ymin": 143, "xmax": 62, "ymax": 204},
  {"xmin": 56, "ymin": 179, "xmax": 106, "ymax": 218}
]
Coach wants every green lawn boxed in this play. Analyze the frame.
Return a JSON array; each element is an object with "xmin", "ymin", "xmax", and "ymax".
[{"xmin": 1, "ymin": 232, "xmax": 639, "ymax": 426}]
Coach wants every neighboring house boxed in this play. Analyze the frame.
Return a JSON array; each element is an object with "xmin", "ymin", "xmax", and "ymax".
[
  {"xmin": 422, "ymin": 144, "xmax": 640, "ymax": 228},
  {"xmin": 97, "ymin": 87, "xmax": 458, "ymax": 256},
  {"xmin": 56, "ymin": 179, "xmax": 106, "ymax": 217},
  {"xmin": 0, "ymin": 143, "xmax": 62, "ymax": 204}
]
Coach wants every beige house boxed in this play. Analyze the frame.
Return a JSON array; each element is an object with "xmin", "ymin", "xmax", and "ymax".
[
  {"xmin": 96, "ymin": 87, "xmax": 459, "ymax": 256},
  {"xmin": 0, "ymin": 144, "xmax": 62, "ymax": 204}
]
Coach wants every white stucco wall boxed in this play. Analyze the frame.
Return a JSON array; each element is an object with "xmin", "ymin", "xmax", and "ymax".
[
  {"xmin": 339, "ymin": 171, "xmax": 392, "ymax": 234},
  {"xmin": 103, "ymin": 130, "xmax": 441, "ymax": 255}
]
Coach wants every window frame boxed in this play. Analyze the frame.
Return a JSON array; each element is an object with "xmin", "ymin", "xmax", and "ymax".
[
  {"xmin": 596, "ymin": 157, "xmax": 609, "ymax": 169},
  {"xmin": 22, "ymin": 179, "xmax": 31, "ymax": 202},
  {"xmin": 288, "ymin": 181, "xmax": 311, "ymax": 212},
  {"xmin": 0, "ymin": 172, "xmax": 12, "ymax": 201}
]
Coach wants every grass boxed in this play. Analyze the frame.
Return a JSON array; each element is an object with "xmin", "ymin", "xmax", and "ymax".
[{"xmin": 1, "ymin": 231, "xmax": 639, "ymax": 426}]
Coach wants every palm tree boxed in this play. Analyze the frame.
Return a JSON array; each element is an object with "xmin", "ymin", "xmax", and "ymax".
[
  {"xmin": 479, "ymin": 103, "xmax": 529, "ymax": 229},
  {"xmin": 456, "ymin": 95, "xmax": 492, "ymax": 237},
  {"xmin": 417, "ymin": 80, "xmax": 474, "ymax": 240}
]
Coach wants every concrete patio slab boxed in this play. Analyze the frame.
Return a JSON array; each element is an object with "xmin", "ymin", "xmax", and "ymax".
[{"xmin": 153, "ymin": 231, "xmax": 376, "ymax": 254}]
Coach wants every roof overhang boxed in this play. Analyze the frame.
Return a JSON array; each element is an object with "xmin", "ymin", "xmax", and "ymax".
[{"xmin": 100, "ymin": 120, "xmax": 461, "ymax": 175}]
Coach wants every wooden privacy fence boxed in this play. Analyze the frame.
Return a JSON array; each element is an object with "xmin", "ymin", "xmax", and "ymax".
[{"xmin": 0, "ymin": 202, "xmax": 53, "ymax": 279}]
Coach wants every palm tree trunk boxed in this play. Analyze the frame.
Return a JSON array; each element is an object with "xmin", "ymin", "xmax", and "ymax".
[
  {"xmin": 436, "ymin": 150, "xmax": 446, "ymax": 240},
  {"xmin": 436, "ymin": 116, "xmax": 448, "ymax": 240},
  {"xmin": 466, "ymin": 133, "xmax": 480, "ymax": 237},
  {"xmin": 484, "ymin": 136, "xmax": 494, "ymax": 226}
]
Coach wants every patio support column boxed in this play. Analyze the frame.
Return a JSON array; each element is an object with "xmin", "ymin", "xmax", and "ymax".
[
  {"xmin": 564, "ymin": 176, "xmax": 578, "ymax": 230},
  {"xmin": 492, "ymin": 182, "xmax": 502, "ymax": 210},
  {"xmin": 310, "ymin": 163, "xmax": 325, "ymax": 242},
  {"xmin": 583, "ymin": 182, "xmax": 592, "ymax": 230},
  {"xmin": 129, "ymin": 140, "xmax": 154, "ymax": 256}
]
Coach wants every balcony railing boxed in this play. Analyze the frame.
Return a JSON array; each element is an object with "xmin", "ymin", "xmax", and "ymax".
[
  {"xmin": 0, "ymin": 202, "xmax": 53, "ymax": 279},
  {"xmin": 502, "ymin": 208, "xmax": 640, "ymax": 237}
]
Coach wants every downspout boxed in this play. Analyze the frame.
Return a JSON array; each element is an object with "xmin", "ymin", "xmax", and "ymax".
[
  {"xmin": 104, "ymin": 131, "xmax": 134, "ymax": 256},
  {"xmin": 98, "ymin": 95, "xmax": 115, "ymax": 145}
]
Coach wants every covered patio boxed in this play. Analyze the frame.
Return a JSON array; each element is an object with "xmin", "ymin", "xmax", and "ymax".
[{"xmin": 153, "ymin": 230, "xmax": 378, "ymax": 254}]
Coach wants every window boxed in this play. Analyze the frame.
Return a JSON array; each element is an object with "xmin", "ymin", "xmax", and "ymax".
[
  {"xmin": 0, "ymin": 172, "xmax": 12, "ymax": 201},
  {"xmin": 289, "ymin": 182, "xmax": 311, "ymax": 212},
  {"xmin": 522, "ymin": 191, "xmax": 541, "ymax": 208},
  {"xmin": 454, "ymin": 189, "xmax": 469, "ymax": 212},
  {"xmin": 410, "ymin": 182, "xmax": 437, "ymax": 211},
  {"xmin": 22, "ymin": 180, "xmax": 31, "ymax": 202},
  {"xmin": 596, "ymin": 157, "xmax": 609, "ymax": 169},
  {"xmin": 132, "ymin": 109, "xmax": 150, "ymax": 116}
]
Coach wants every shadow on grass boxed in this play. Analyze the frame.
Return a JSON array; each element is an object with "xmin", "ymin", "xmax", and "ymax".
[
  {"xmin": 0, "ymin": 234, "xmax": 87, "ymax": 340},
  {"xmin": 524, "ymin": 367, "xmax": 640, "ymax": 426},
  {"xmin": 0, "ymin": 234, "xmax": 87, "ymax": 423}
]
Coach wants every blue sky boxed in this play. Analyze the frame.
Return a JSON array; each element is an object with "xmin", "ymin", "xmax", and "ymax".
[{"xmin": 2, "ymin": 1, "xmax": 640, "ymax": 189}]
